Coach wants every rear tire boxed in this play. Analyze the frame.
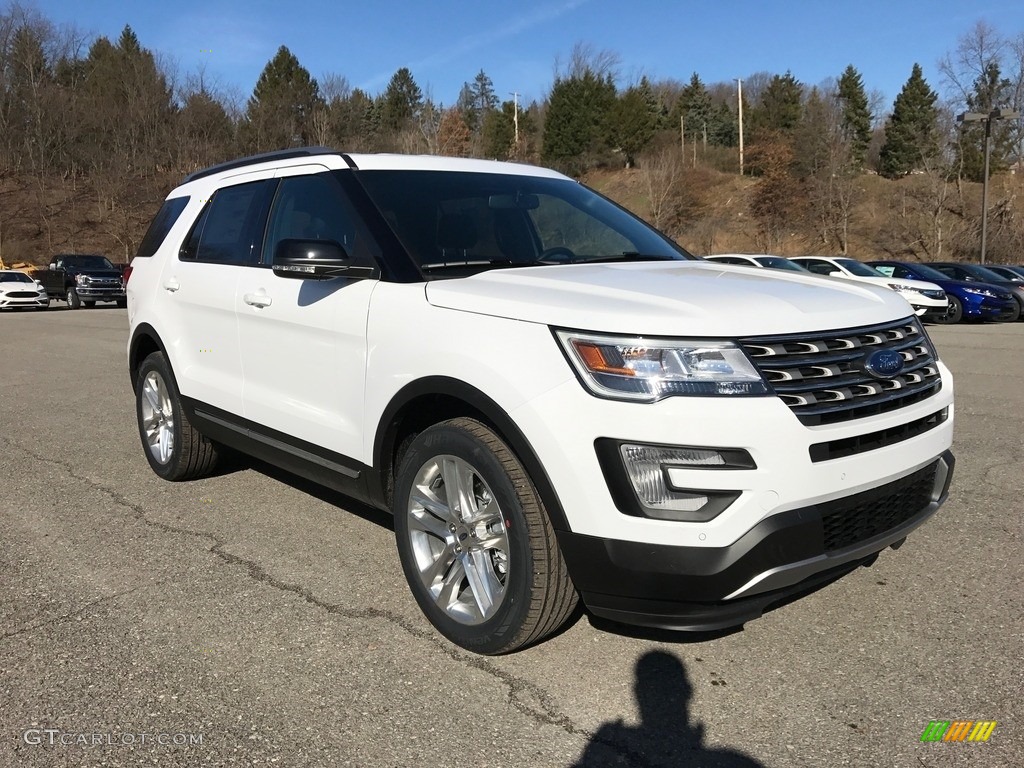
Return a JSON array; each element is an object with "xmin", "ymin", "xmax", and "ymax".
[
  {"xmin": 66, "ymin": 288, "xmax": 81, "ymax": 309},
  {"xmin": 135, "ymin": 351, "xmax": 220, "ymax": 481},
  {"xmin": 393, "ymin": 417, "xmax": 578, "ymax": 654}
]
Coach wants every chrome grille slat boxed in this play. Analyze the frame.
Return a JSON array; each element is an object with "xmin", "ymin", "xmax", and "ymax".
[{"xmin": 741, "ymin": 318, "xmax": 941, "ymax": 425}]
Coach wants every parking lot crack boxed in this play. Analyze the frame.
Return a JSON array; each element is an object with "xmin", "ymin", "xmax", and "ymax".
[
  {"xmin": 2, "ymin": 435, "xmax": 650, "ymax": 765},
  {"xmin": 1, "ymin": 585, "xmax": 146, "ymax": 643}
]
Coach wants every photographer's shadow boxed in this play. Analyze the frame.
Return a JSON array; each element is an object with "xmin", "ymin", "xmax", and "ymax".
[{"xmin": 573, "ymin": 651, "xmax": 767, "ymax": 767}]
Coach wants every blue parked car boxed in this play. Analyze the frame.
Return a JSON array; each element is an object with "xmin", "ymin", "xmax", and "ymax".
[{"xmin": 867, "ymin": 261, "xmax": 1019, "ymax": 324}]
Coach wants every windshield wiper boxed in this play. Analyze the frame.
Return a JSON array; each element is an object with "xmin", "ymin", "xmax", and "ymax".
[
  {"xmin": 571, "ymin": 252, "xmax": 677, "ymax": 264},
  {"xmin": 420, "ymin": 259, "xmax": 543, "ymax": 272}
]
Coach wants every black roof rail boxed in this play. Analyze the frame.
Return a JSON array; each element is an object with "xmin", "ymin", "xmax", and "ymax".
[{"xmin": 183, "ymin": 147, "xmax": 339, "ymax": 183}]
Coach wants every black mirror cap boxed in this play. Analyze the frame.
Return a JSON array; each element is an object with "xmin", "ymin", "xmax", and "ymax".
[{"xmin": 272, "ymin": 239, "xmax": 375, "ymax": 280}]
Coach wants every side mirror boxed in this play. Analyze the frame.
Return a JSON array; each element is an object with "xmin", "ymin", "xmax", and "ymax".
[{"xmin": 272, "ymin": 239, "xmax": 375, "ymax": 280}]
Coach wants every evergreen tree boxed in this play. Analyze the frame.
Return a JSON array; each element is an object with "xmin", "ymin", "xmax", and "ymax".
[
  {"xmin": 458, "ymin": 69, "xmax": 498, "ymax": 134},
  {"xmin": 609, "ymin": 77, "xmax": 658, "ymax": 167},
  {"xmin": 542, "ymin": 70, "xmax": 616, "ymax": 175},
  {"xmin": 837, "ymin": 65, "xmax": 872, "ymax": 168},
  {"xmin": 878, "ymin": 64, "xmax": 939, "ymax": 178},
  {"xmin": 242, "ymin": 46, "xmax": 322, "ymax": 152},
  {"xmin": 957, "ymin": 61, "xmax": 1014, "ymax": 181},
  {"xmin": 672, "ymin": 73, "xmax": 713, "ymax": 142},
  {"xmin": 752, "ymin": 72, "xmax": 803, "ymax": 135},
  {"xmin": 380, "ymin": 67, "xmax": 422, "ymax": 134}
]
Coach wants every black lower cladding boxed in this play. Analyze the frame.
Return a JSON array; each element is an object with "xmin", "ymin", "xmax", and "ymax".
[{"xmin": 561, "ymin": 450, "xmax": 954, "ymax": 631}]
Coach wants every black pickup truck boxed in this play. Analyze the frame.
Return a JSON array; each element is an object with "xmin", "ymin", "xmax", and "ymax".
[{"xmin": 40, "ymin": 254, "xmax": 126, "ymax": 309}]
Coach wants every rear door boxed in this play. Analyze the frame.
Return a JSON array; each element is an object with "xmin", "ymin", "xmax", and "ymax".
[{"xmin": 157, "ymin": 173, "xmax": 276, "ymax": 415}]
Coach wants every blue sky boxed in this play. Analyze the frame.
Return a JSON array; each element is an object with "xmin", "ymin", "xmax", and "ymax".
[{"xmin": 36, "ymin": 0, "xmax": 1024, "ymax": 113}]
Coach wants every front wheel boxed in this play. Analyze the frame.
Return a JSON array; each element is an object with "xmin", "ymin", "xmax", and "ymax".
[
  {"xmin": 66, "ymin": 288, "xmax": 81, "ymax": 309},
  {"xmin": 135, "ymin": 351, "xmax": 220, "ymax": 480},
  {"xmin": 393, "ymin": 418, "xmax": 578, "ymax": 654},
  {"xmin": 943, "ymin": 296, "xmax": 963, "ymax": 324}
]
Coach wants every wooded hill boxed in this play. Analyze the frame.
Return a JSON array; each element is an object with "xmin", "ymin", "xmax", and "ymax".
[{"xmin": 1, "ymin": 5, "xmax": 1022, "ymax": 266}]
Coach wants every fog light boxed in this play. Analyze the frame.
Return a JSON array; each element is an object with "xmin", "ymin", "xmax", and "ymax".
[{"xmin": 610, "ymin": 443, "xmax": 748, "ymax": 522}]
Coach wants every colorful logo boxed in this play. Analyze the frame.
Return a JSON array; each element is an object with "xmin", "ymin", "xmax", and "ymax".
[{"xmin": 920, "ymin": 720, "xmax": 997, "ymax": 742}]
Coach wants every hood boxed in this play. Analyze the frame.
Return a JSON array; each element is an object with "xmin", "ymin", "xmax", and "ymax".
[{"xmin": 425, "ymin": 261, "xmax": 914, "ymax": 337}]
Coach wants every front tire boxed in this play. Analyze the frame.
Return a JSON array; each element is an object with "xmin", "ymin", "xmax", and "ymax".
[
  {"xmin": 943, "ymin": 296, "xmax": 963, "ymax": 324},
  {"xmin": 394, "ymin": 418, "xmax": 578, "ymax": 654},
  {"xmin": 66, "ymin": 288, "xmax": 81, "ymax": 309},
  {"xmin": 135, "ymin": 351, "xmax": 220, "ymax": 481}
]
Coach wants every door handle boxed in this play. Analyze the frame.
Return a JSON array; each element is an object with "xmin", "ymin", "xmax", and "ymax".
[
  {"xmin": 163, "ymin": 278, "xmax": 180, "ymax": 292},
  {"xmin": 243, "ymin": 292, "xmax": 272, "ymax": 308}
]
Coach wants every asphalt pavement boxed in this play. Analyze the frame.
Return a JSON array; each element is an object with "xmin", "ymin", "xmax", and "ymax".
[{"xmin": 1, "ymin": 308, "xmax": 1020, "ymax": 767}]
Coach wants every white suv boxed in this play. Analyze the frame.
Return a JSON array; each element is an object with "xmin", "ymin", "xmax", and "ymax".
[{"xmin": 127, "ymin": 149, "xmax": 955, "ymax": 654}]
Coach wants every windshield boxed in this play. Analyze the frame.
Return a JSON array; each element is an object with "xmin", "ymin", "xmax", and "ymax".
[
  {"xmin": 354, "ymin": 170, "xmax": 692, "ymax": 274},
  {"xmin": 62, "ymin": 255, "xmax": 115, "ymax": 270},
  {"xmin": 965, "ymin": 264, "xmax": 1016, "ymax": 282},
  {"xmin": 905, "ymin": 263, "xmax": 947, "ymax": 282},
  {"xmin": 0, "ymin": 271, "xmax": 33, "ymax": 283},
  {"xmin": 835, "ymin": 258, "xmax": 883, "ymax": 277},
  {"xmin": 755, "ymin": 257, "xmax": 809, "ymax": 272}
]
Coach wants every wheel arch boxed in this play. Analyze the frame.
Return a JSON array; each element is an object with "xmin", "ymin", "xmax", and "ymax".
[
  {"xmin": 128, "ymin": 323, "xmax": 169, "ymax": 393},
  {"xmin": 373, "ymin": 376, "xmax": 571, "ymax": 532}
]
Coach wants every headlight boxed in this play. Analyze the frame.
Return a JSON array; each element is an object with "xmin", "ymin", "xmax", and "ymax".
[
  {"xmin": 963, "ymin": 287, "xmax": 996, "ymax": 297},
  {"xmin": 75, "ymin": 273, "xmax": 89, "ymax": 285},
  {"xmin": 555, "ymin": 330, "xmax": 769, "ymax": 402},
  {"xmin": 888, "ymin": 283, "xmax": 913, "ymax": 292}
]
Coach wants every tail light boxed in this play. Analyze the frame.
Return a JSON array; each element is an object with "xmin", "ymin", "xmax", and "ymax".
[{"xmin": 123, "ymin": 264, "xmax": 133, "ymax": 287}]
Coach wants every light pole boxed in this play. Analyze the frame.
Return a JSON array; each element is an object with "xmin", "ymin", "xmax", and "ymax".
[{"xmin": 957, "ymin": 108, "xmax": 1021, "ymax": 264}]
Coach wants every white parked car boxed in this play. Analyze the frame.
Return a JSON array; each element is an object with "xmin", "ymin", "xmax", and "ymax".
[
  {"xmin": 126, "ymin": 149, "xmax": 955, "ymax": 653},
  {"xmin": 705, "ymin": 254, "xmax": 812, "ymax": 273},
  {"xmin": 0, "ymin": 270, "xmax": 49, "ymax": 310},
  {"xmin": 789, "ymin": 256, "xmax": 948, "ymax": 320}
]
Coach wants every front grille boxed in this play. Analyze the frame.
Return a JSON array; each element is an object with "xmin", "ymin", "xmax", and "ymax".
[
  {"xmin": 809, "ymin": 408, "xmax": 948, "ymax": 462},
  {"xmin": 6, "ymin": 291, "xmax": 38, "ymax": 298},
  {"xmin": 741, "ymin": 318, "xmax": 941, "ymax": 425},
  {"xmin": 819, "ymin": 462, "xmax": 937, "ymax": 551}
]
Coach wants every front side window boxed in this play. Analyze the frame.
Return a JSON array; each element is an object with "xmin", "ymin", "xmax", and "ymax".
[
  {"xmin": 798, "ymin": 259, "xmax": 836, "ymax": 275},
  {"xmin": 180, "ymin": 181, "xmax": 273, "ymax": 264},
  {"xmin": 354, "ymin": 170, "xmax": 691, "ymax": 276},
  {"xmin": 262, "ymin": 174, "xmax": 371, "ymax": 265}
]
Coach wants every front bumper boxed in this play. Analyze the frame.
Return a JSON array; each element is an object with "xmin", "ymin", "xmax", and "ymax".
[
  {"xmin": 0, "ymin": 293, "xmax": 49, "ymax": 308},
  {"xmin": 562, "ymin": 450, "xmax": 954, "ymax": 631},
  {"xmin": 75, "ymin": 287, "xmax": 125, "ymax": 300}
]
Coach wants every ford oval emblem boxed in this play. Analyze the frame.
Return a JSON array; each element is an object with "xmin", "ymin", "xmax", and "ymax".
[{"xmin": 864, "ymin": 349, "xmax": 904, "ymax": 379}]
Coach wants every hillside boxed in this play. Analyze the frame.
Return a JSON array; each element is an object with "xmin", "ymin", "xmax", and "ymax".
[{"xmin": 1, "ymin": 163, "xmax": 1022, "ymax": 268}]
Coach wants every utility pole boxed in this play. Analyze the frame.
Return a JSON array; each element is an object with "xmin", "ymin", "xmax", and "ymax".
[
  {"xmin": 957, "ymin": 108, "xmax": 1021, "ymax": 264},
  {"xmin": 680, "ymin": 115, "xmax": 685, "ymax": 158},
  {"xmin": 737, "ymin": 79, "xmax": 745, "ymax": 179},
  {"xmin": 510, "ymin": 91, "xmax": 520, "ymax": 145}
]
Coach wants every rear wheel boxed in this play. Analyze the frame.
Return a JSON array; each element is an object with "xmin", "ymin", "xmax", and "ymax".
[
  {"xmin": 66, "ymin": 288, "xmax": 81, "ymax": 309},
  {"xmin": 393, "ymin": 418, "xmax": 578, "ymax": 654},
  {"xmin": 135, "ymin": 351, "xmax": 220, "ymax": 480}
]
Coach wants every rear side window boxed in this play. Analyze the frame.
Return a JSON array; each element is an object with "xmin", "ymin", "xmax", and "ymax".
[
  {"xmin": 180, "ymin": 180, "xmax": 274, "ymax": 264},
  {"xmin": 136, "ymin": 197, "xmax": 189, "ymax": 258}
]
